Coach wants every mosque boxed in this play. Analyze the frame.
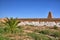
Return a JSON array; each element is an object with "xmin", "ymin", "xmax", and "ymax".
[
  {"xmin": 0, "ymin": 11, "xmax": 60, "ymax": 27},
  {"xmin": 18, "ymin": 12, "xmax": 60, "ymax": 27}
]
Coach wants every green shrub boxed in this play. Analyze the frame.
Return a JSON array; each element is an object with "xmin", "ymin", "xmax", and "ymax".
[
  {"xmin": 27, "ymin": 32, "xmax": 56, "ymax": 40},
  {"xmin": 34, "ymin": 29, "xmax": 40, "ymax": 32},
  {"xmin": 39, "ymin": 29, "xmax": 50, "ymax": 35},
  {"xmin": 54, "ymin": 25, "xmax": 58, "ymax": 29},
  {"xmin": 0, "ymin": 35, "xmax": 10, "ymax": 40},
  {"xmin": 39, "ymin": 29, "xmax": 60, "ymax": 38},
  {"xmin": 50, "ymin": 31, "xmax": 60, "ymax": 38},
  {"xmin": 0, "ymin": 27, "xmax": 5, "ymax": 34},
  {"xmin": 14, "ymin": 28, "xmax": 23, "ymax": 34},
  {"xmin": 27, "ymin": 32, "xmax": 41, "ymax": 40},
  {"xmin": 1, "ymin": 17, "xmax": 20, "ymax": 34}
]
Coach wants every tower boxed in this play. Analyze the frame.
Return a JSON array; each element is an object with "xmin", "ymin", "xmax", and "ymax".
[{"xmin": 47, "ymin": 11, "xmax": 53, "ymax": 19}]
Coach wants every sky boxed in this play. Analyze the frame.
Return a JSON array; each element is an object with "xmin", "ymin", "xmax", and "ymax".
[{"xmin": 0, "ymin": 0, "xmax": 60, "ymax": 18}]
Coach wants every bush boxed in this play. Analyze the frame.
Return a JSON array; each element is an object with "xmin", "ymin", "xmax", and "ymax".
[
  {"xmin": 34, "ymin": 29, "xmax": 40, "ymax": 32},
  {"xmin": 14, "ymin": 28, "xmax": 24, "ymax": 34},
  {"xmin": 50, "ymin": 31, "xmax": 60, "ymax": 38},
  {"xmin": 0, "ymin": 35, "xmax": 10, "ymax": 40},
  {"xmin": 27, "ymin": 32, "xmax": 56, "ymax": 40},
  {"xmin": 39, "ymin": 29, "xmax": 50, "ymax": 35},
  {"xmin": 54, "ymin": 25, "xmax": 58, "ymax": 29},
  {"xmin": 0, "ymin": 27, "xmax": 5, "ymax": 34},
  {"xmin": 27, "ymin": 32, "xmax": 41, "ymax": 40},
  {"xmin": 39, "ymin": 29, "xmax": 60, "ymax": 38}
]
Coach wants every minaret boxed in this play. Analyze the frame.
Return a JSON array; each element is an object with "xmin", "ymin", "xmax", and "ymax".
[{"xmin": 47, "ymin": 11, "xmax": 53, "ymax": 19}]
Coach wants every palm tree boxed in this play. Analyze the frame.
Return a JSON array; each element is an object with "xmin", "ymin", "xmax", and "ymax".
[{"xmin": 1, "ymin": 17, "xmax": 20, "ymax": 33}]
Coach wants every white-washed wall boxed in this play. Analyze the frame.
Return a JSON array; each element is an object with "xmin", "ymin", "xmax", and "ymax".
[{"xmin": 18, "ymin": 21, "xmax": 60, "ymax": 27}]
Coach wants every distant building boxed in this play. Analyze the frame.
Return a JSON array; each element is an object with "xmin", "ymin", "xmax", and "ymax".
[
  {"xmin": 18, "ymin": 11, "xmax": 60, "ymax": 27},
  {"xmin": 0, "ymin": 11, "xmax": 60, "ymax": 27}
]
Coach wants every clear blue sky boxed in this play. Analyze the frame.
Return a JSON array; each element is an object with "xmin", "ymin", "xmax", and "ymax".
[{"xmin": 0, "ymin": 0, "xmax": 60, "ymax": 18}]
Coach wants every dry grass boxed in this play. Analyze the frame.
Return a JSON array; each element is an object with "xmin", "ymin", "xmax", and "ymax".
[{"xmin": 0, "ymin": 25, "xmax": 60, "ymax": 40}]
